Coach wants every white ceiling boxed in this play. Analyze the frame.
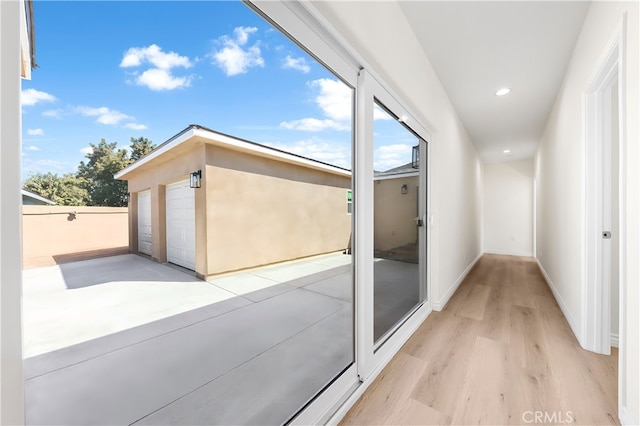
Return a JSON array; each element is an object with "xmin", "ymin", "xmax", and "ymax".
[{"xmin": 399, "ymin": 1, "xmax": 591, "ymax": 164}]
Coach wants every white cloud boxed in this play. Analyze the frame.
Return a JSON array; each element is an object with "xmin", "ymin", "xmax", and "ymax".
[
  {"xmin": 120, "ymin": 44, "xmax": 193, "ymax": 91},
  {"xmin": 310, "ymin": 78, "xmax": 352, "ymax": 122},
  {"xmin": 125, "ymin": 123, "xmax": 148, "ymax": 131},
  {"xmin": 27, "ymin": 128, "xmax": 44, "ymax": 136},
  {"xmin": 121, "ymin": 44, "xmax": 192, "ymax": 69},
  {"xmin": 21, "ymin": 159, "xmax": 72, "ymax": 176},
  {"xmin": 280, "ymin": 118, "xmax": 349, "ymax": 132},
  {"xmin": 211, "ymin": 26, "xmax": 264, "ymax": 76},
  {"xmin": 374, "ymin": 144, "xmax": 413, "ymax": 171},
  {"xmin": 43, "ymin": 109, "xmax": 63, "ymax": 118},
  {"xmin": 27, "ymin": 145, "xmax": 40, "ymax": 151},
  {"xmin": 76, "ymin": 106, "xmax": 132, "ymax": 125},
  {"xmin": 267, "ymin": 139, "xmax": 351, "ymax": 169},
  {"xmin": 136, "ymin": 68, "xmax": 191, "ymax": 91},
  {"xmin": 80, "ymin": 146, "xmax": 93, "ymax": 155},
  {"xmin": 283, "ymin": 55, "xmax": 310, "ymax": 73},
  {"xmin": 21, "ymin": 88, "xmax": 56, "ymax": 106},
  {"xmin": 374, "ymin": 104, "xmax": 394, "ymax": 121}
]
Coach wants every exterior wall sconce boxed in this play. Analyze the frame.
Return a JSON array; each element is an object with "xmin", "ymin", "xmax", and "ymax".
[
  {"xmin": 190, "ymin": 170, "xmax": 202, "ymax": 189},
  {"xmin": 401, "ymin": 184, "xmax": 408, "ymax": 194}
]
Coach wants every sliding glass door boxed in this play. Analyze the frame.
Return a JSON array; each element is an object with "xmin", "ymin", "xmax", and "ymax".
[{"xmin": 372, "ymin": 104, "xmax": 428, "ymax": 345}]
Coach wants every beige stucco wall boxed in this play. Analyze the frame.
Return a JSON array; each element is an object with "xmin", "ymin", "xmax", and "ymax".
[
  {"xmin": 374, "ymin": 176, "xmax": 419, "ymax": 251},
  {"xmin": 120, "ymin": 140, "xmax": 352, "ymax": 277},
  {"xmin": 22, "ymin": 206, "xmax": 128, "ymax": 268},
  {"xmin": 123, "ymin": 142, "xmax": 207, "ymax": 276},
  {"xmin": 205, "ymin": 144, "xmax": 352, "ymax": 275}
]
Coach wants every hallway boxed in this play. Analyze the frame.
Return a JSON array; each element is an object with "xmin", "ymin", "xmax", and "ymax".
[{"xmin": 341, "ymin": 254, "xmax": 618, "ymax": 425}]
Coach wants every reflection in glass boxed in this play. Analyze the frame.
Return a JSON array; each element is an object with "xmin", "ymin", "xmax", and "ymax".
[{"xmin": 373, "ymin": 101, "xmax": 425, "ymax": 343}]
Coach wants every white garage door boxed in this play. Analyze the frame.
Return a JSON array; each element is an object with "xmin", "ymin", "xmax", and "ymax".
[
  {"xmin": 165, "ymin": 180, "xmax": 196, "ymax": 270},
  {"xmin": 137, "ymin": 190, "xmax": 152, "ymax": 255}
]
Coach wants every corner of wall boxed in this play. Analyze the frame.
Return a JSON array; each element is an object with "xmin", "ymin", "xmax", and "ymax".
[{"xmin": 433, "ymin": 252, "xmax": 482, "ymax": 311}]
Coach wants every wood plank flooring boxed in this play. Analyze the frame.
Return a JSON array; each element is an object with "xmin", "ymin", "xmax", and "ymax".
[{"xmin": 340, "ymin": 254, "xmax": 618, "ymax": 425}]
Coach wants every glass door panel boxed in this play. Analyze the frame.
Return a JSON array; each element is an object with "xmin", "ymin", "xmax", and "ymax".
[{"xmin": 373, "ymin": 100, "xmax": 427, "ymax": 345}]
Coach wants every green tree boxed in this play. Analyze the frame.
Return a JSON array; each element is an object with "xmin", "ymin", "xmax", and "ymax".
[
  {"xmin": 129, "ymin": 137, "xmax": 155, "ymax": 162},
  {"xmin": 77, "ymin": 139, "xmax": 130, "ymax": 207},
  {"xmin": 23, "ymin": 172, "xmax": 90, "ymax": 206}
]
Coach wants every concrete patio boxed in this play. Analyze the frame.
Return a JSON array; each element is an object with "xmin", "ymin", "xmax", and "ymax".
[
  {"xmin": 22, "ymin": 252, "xmax": 419, "ymax": 424},
  {"xmin": 23, "ymin": 253, "xmax": 354, "ymax": 425}
]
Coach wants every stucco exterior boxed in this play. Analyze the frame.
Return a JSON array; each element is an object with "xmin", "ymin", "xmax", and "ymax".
[
  {"xmin": 117, "ymin": 126, "xmax": 352, "ymax": 278},
  {"xmin": 374, "ymin": 174, "xmax": 419, "ymax": 251},
  {"xmin": 22, "ymin": 206, "xmax": 128, "ymax": 268}
]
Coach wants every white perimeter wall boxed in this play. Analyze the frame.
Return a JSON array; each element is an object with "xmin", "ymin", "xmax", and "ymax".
[
  {"xmin": 535, "ymin": 1, "xmax": 639, "ymax": 422},
  {"xmin": 483, "ymin": 159, "xmax": 533, "ymax": 257},
  {"xmin": 312, "ymin": 1, "xmax": 483, "ymax": 310}
]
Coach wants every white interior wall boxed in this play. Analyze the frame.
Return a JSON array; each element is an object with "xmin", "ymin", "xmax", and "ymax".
[
  {"xmin": 535, "ymin": 1, "xmax": 639, "ymax": 422},
  {"xmin": 312, "ymin": 1, "xmax": 484, "ymax": 310},
  {"xmin": 483, "ymin": 159, "xmax": 533, "ymax": 257}
]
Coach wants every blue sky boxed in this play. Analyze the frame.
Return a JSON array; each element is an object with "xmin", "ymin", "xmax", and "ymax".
[{"xmin": 21, "ymin": 1, "xmax": 416, "ymax": 180}]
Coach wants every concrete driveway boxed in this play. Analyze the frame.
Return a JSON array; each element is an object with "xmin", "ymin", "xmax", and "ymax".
[
  {"xmin": 22, "ymin": 252, "xmax": 354, "ymax": 425},
  {"xmin": 22, "ymin": 254, "xmax": 242, "ymax": 357}
]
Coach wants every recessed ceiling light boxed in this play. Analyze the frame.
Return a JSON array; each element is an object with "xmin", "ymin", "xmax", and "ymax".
[
  {"xmin": 503, "ymin": 149, "xmax": 511, "ymax": 154},
  {"xmin": 496, "ymin": 88, "xmax": 511, "ymax": 96}
]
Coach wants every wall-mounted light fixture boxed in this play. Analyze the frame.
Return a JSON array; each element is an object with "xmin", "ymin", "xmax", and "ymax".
[
  {"xmin": 190, "ymin": 170, "xmax": 202, "ymax": 189},
  {"xmin": 401, "ymin": 184, "xmax": 408, "ymax": 194}
]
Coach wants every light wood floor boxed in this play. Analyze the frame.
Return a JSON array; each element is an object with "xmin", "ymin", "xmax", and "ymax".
[{"xmin": 341, "ymin": 254, "xmax": 618, "ymax": 425}]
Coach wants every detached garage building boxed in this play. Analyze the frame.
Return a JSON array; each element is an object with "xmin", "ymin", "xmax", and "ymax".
[{"xmin": 115, "ymin": 125, "xmax": 352, "ymax": 279}]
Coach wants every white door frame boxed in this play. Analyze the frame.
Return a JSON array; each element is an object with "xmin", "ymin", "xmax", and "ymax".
[
  {"xmin": 356, "ymin": 69, "xmax": 433, "ymax": 381},
  {"xmin": 583, "ymin": 14, "xmax": 626, "ymax": 417}
]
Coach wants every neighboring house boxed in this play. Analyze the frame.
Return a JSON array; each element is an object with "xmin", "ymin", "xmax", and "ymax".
[
  {"xmin": 374, "ymin": 163, "xmax": 420, "ymax": 253},
  {"xmin": 21, "ymin": 189, "xmax": 55, "ymax": 206},
  {"xmin": 115, "ymin": 124, "xmax": 352, "ymax": 278}
]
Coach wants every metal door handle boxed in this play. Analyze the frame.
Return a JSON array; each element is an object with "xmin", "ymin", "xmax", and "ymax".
[{"xmin": 603, "ymin": 231, "xmax": 612, "ymax": 239}]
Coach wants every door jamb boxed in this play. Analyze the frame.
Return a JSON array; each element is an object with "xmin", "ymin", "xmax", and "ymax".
[{"xmin": 582, "ymin": 14, "xmax": 627, "ymax": 420}]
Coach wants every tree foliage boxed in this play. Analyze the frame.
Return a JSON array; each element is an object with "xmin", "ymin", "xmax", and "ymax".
[
  {"xmin": 23, "ymin": 172, "xmax": 90, "ymax": 206},
  {"xmin": 23, "ymin": 136, "xmax": 156, "ymax": 207},
  {"xmin": 130, "ymin": 137, "xmax": 155, "ymax": 162},
  {"xmin": 77, "ymin": 139, "xmax": 130, "ymax": 207}
]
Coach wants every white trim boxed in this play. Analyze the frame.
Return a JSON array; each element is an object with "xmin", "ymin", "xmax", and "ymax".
[
  {"xmin": 289, "ymin": 366, "xmax": 359, "ymax": 426},
  {"xmin": 373, "ymin": 171, "xmax": 419, "ymax": 181},
  {"xmin": 619, "ymin": 406, "xmax": 638, "ymax": 426},
  {"xmin": 21, "ymin": 189, "xmax": 55, "ymax": 205},
  {"xmin": 484, "ymin": 249, "xmax": 533, "ymax": 257},
  {"xmin": 433, "ymin": 252, "xmax": 482, "ymax": 311},
  {"xmin": 19, "ymin": 0, "xmax": 31, "ymax": 80},
  {"xmin": 610, "ymin": 333, "xmax": 619, "ymax": 348},
  {"xmin": 297, "ymin": 1, "xmax": 438, "ymax": 134},
  {"xmin": 583, "ymin": 15, "xmax": 625, "ymax": 356},
  {"xmin": 327, "ymin": 304, "xmax": 432, "ymax": 425},
  {"xmin": 115, "ymin": 126, "xmax": 351, "ymax": 180},
  {"xmin": 1, "ymin": 1, "xmax": 26, "ymax": 423},
  {"xmin": 115, "ymin": 128, "xmax": 196, "ymax": 179},
  {"xmin": 537, "ymin": 259, "xmax": 582, "ymax": 343}
]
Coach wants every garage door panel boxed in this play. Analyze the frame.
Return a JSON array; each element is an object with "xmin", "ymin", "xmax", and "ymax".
[
  {"xmin": 138, "ymin": 190, "xmax": 152, "ymax": 255},
  {"xmin": 166, "ymin": 181, "xmax": 196, "ymax": 270}
]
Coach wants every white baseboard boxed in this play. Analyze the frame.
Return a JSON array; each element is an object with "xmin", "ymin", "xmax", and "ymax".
[
  {"xmin": 433, "ymin": 252, "xmax": 482, "ymax": 311},
  {"xmin": 484, "ymin": 249, "xmax": 533, "ymax": 257},
  {"xmin": 535, "ymin": 259, "xmax": 582, "ymax": 346},
  {"xmin": 611, "ymin": 333, "xmax": 619, "ymax": 348},
  {"xmin": 619, "ymin": 405, "xmax": 638, "ymax": 426}
]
